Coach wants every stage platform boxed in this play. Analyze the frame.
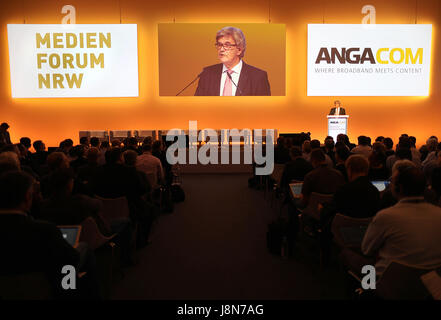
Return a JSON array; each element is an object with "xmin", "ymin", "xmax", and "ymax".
[{"xmin": 180, "ymin": 163, "xmax": 253, "ymax": 174}]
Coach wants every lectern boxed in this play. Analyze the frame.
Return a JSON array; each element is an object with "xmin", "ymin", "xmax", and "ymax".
[{"xmin": 327, "ymin": 115, "xmax": 349, "ymax": 141}]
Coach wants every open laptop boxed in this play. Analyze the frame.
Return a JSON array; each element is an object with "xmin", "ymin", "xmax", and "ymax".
[
  {"xmin": 58, "ymin": 226, "xmax": 82, "ymax": 248},
  {"xmin": 370, "ymin": 180, "xmax": 390, "ymax": 192},
  {"xmin": 289, "ymin": 183, "xmax": 303, "ymax": 199}
]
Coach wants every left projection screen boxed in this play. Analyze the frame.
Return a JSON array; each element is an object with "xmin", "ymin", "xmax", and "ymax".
[{"xmin": 7, "ymin": 24, "xmax": 139, "ymax": 98}]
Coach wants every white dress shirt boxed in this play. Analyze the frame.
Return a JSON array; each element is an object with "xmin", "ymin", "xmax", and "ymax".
[
  {"xmin": 220, "ymin": 60, "xmax": 243, "ymax": 96},
  {"xmin": 362, "ymin": 197, "xmax": 441, "ymax": 276}
]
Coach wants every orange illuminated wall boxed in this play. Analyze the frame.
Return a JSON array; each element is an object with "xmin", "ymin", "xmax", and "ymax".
[{"xmin": 0, "ymin": 0, "xmax": 440, "ymax": 147}]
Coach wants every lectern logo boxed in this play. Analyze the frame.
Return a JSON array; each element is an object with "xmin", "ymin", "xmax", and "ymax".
[{"xmin": 315, "ymin": 48, "xmax": 424, "ymax": 65}]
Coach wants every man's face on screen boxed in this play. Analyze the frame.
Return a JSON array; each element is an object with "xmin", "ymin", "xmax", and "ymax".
[{"xmin": 216, "ymin": 35, "xmax": 241, "ymax": 68}]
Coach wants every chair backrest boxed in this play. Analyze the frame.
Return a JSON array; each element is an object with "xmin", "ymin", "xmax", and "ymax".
[
  {"xmin": 420, "ymin": 269, "xmax": 441, "ymax": 300},
  {"xmin": 377, "ymin": 261, "xmax": 434, "ymax": 300},
  {"xmin": 95, "ymin": 196, "xmax": 130, "ymax": 225},
  {"xmin": 0, "ymin": 272, "xmax": 52, "ymax": 300},
  {"xmin": 331, "ymin": 213, "xmax": 373, "ymax": 249},
  {"xmin": 80, "ymin": 217, "xmax": 115, "ymax": 251},
  {"xmin": 304, "ymin": 192, "xmax": 334, "ymax": 221}
]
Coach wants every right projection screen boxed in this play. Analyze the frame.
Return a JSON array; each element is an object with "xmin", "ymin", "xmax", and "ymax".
[{"xmin": 307, "ymin": 24, "xmax": 432, "ymax": 97}]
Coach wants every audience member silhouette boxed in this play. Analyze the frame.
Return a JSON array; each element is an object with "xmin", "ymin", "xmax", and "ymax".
[
  {"xmin": 368, "ymin": 142, "xmax": 388, "ymax": 180},
  {"xmin": 274, "ymin": 137, "xmax": 290, "ymax": 164},
  {"xmin": 280, "ymin": 146, "xmax": 313, "ymax": 191},
  {"xmin": 136, "ymin": 143, "xmax": 164, "ymax": 189},
  {"xmin": 69, "ymin": 145, "xmax": 88, "ymax": 174},
  {"xmin": 322, "ymin": 136, "xmax": 336, "ymax": 164},
  {"xmin": 302, "ymin": 140, "xmax": 312, "ymax": 162},
  {"xmin": 300, "ymin": 149, "xmax": 345, "ymax": 206},
  {"xmin": 152, "ymin": 140, "xmax": 172, "ymax": 186},
  {"xmin": 383, "ymin": 137, "xmax": 395, "ymax": 157},
  {"xmin": 90, "ymin": 137, "xmax": 100, "ymax": 149},
  {"xmin": 351, "ymin": 136, "xmax": 372, "ymax": 158},
  {"xmin": 0, "ymin": 170, "xmax": 97, "ymax": 299},
  {"xmin": 0, "ymin": 123, "xmax": 11, "ymax": 145},
  {"xmin": 362, "ymin": 166, "xmax": 441, "ymax": 276},
  {"xmin": 334, "ymin": 143, "xmax": 350, "ymax": 181},
  {"xmin": 39, "ymin": 168, "xmax": 109, "ymax": 233},
  {"xmin": 333, "ymin": 155, "xmax": 380, "ymax": 219}
]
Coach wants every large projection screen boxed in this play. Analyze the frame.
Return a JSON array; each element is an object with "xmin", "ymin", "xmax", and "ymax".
[
  {"xmin": 307, "ymin": 24, "xmax": 432, "ymax": 97},
  {"xmin": 158, "ymin": 23, "xmax": 286, "ymax": 96},
  {"xmin": 7, "ymin": 24, "xmax": 139, "ymax": 98}
]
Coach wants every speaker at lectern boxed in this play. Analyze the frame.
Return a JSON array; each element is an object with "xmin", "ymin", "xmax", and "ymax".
[{"xmin": 327, "ymin": 101, "xmax": 348, "ymax": 141}]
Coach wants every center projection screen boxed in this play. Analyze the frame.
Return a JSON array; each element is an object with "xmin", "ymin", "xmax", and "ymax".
[{"xmin": 158, "ymin": 23, "xmax": 286, "ymax": 96}]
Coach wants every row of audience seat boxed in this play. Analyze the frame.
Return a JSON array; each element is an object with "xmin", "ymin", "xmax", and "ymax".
[
  {"xmin": 257, "ymin": 134, "xmax": 441, "ymax": 300},
  {"xmin": 0, "ymin": 132, "xmax": 178, "ymax": 299}
]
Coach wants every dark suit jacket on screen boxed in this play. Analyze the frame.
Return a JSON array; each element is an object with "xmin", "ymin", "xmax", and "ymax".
[
  {"xmin": 329, "ymin": 107, "xmax": 346, "ymax": 115},
  {"xmin": 194, "ymin": 62, "xmax": 271, "ymax": 96}
]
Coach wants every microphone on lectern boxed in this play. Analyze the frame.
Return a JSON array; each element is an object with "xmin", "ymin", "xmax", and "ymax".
[{"xmin": 176, "ymin": 72, "xmax": 202, "ymax": 96}]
